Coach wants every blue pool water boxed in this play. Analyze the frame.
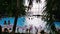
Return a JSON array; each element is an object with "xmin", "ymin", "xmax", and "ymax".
[
  {"xmin": 0, "ymin": 17, "xmax": 25, "ymax": 27},
  {"xmin": 0, "ymin": 17, "xmax": 60, "ymax": 28}
]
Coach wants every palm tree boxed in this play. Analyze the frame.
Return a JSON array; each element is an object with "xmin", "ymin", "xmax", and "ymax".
[{"xmin": 43, "ymin": 0, "xmax": 60, "ymax": 34}]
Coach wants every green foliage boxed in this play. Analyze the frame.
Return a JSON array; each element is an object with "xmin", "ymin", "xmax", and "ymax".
[
  {"xmin": 45, "ymin": 0, "xmax": 60, "ymax": 21},
  {"xmin": 0, "ymin": 0, "xmax": 26, "ymax": 17},
  {"xmin": 43, "ymin": 0, "xmax": 60, "ymax": 25},
  {"xmin": 43, "ymin": 0, "xmax": 60, "ymax": 34}
]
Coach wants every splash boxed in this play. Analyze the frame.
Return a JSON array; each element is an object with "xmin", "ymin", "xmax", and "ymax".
[{"xmin": 25, "ymin": 0, "xmax": 46, "ymax": 29}]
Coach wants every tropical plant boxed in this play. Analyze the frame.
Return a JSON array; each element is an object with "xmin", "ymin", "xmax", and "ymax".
[{"xmin": 43, "ymin": 0, "xmax": 60, "ymax": 34}]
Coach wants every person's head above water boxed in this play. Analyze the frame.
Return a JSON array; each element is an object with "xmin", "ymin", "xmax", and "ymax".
[
  {"xmin": 4, "ymin": 21, "xmax": 7, "ymax": 25},
  {"xmin": 8, "ymin": 20, "xmax": 10, "ymax": 25}
]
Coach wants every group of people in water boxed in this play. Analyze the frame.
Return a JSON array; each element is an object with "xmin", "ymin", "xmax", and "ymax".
[
  {"xmin": 0, "ymin": 20, "xmax": 11, "ymax": 34},
  {"xmin": 0, "ymin": 20, "xmax": 47, "ymax": 34}
]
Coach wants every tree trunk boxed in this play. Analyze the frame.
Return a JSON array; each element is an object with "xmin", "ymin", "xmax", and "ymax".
[
  {"xmin": 11, "ymin": 0, "xmax": 19, "ymax": 34},
  {"xmin": 11, "ymin": 15, "xmax": 18, "ymax": 34},
  {"xmin": 13, "ymin": 16, "xmax": 18, "ymax": 32}
]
